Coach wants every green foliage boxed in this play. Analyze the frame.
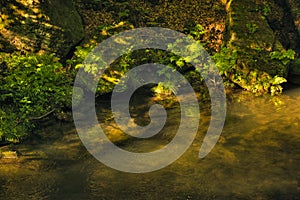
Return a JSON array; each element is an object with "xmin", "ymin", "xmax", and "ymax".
[
  {"xmin": 118, "ymin": 9, "xmax": 130, "ymax": 18},
  {"xmin": 212, "ymin": 46, "xmax": 237, "ymax": 76},
  {"xmin": 69, "ymin": 23, "xmax": 208, "ymax": 96},
  {"xmin": 262, "ymin": 4, "xmax": 271, "ymax": 17},
  {"xmin": 67, "ymin": 22, "xmax": 133, "ymax": 69},
  {"xmin": 246, "ymin": 23, "xmax": 258, "ymax": 34},
  {"xmin": 270, "ymin": 49, "xmax": 295, "ymax": 66},
  {"xmin": 68, "ymin": 22, "xmax": 292, "ymax": 100},
  {"xmin": 0, "ymin": 107, "xmax": 29, "ymax": 142},
  {"xmin": 67, "ymin": 45, "xmax": 95, "ymax": 70},
  {"xmin": 187, "ymin": 24, "xmax": 206, "ymax": 41},
  {"xmin": 153, "ymin": 82, "xmax": 178, "ymax": 96},
  {"xmin": 0, "ymin": 53, "xmax": 73, "ymax": 141},
  {"xmin": 211, "ymin": 45, "xmax": 290, "ymax": 95},
  {"xmin": 67, "ymin": 21, "xmax": 138, "ymax": 95},
  {"xmin": 270, "ymin": 75, "xmax": 287, "ymax": 85},
  {"xmin": 167, "ymin": 24, "xmax": 207, "ymax": 69}
]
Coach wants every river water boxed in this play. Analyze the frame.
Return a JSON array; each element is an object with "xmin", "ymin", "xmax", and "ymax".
[{"xmin": 0, "ymin": 88, "xmax": 299, "ymax": 199}]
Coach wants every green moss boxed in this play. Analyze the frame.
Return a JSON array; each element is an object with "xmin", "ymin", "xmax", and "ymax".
[{"xmin": 222, "ymin": 0, "xmax": 291, "ymax": 95}]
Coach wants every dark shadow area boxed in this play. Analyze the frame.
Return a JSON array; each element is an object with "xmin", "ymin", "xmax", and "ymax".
[{"xmin": 267, "ymin": 0, "xmax": 300, "ymax": 55}]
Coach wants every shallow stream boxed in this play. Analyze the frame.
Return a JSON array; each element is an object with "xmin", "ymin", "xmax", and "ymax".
[{"xmin": 0, "ymin": 89, "xmax": 299, "ymax": 199}]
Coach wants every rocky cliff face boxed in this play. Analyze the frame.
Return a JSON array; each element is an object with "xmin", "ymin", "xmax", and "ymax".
[{"xmin": 0, "ymin": 0, "xmax": 84, "ymax": 59}]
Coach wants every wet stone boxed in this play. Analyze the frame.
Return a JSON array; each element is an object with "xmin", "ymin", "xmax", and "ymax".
[{"xmin": 0, "ymin": 151, "xmax": 19, "ymax": 159}]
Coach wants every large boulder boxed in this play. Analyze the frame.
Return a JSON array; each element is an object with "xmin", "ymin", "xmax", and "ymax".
[
  {"xmin": 223, "ymin": 0, "xmax": 289, "ymax": 95},
  {"xmin": 287, "ymin": 0, "xmax": 300, "ymax": 48},
  {"xmin": 265, "ymin": 0, "xmax": 300, "ymax": 85},
  {"xmin": 267, "ymin": 0, "xmax": 300, "ymax": 53},
  {"xmin": 0, "ymin": 0, "xmax": 84, "ymax": 59},
  {"xmin": 288, "ymin": 58, "xmax": 300, "ymax": 85}
]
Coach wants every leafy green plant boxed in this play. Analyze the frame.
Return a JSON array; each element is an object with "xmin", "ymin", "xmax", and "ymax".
[
  {"xmin": 0, "ymin": 53, "xmax": 73, "ymax": 142},
  {"xmin": 188, "ymin": 24, "xmax": 206, "ymax": 40},
  {"xmin": 270, "ymin": 49, "xmax": 296, "ymax": 65},
  {"xmin": 212, "ymin": 46, "xmax": 237, "ymax": 76},
  {"xmin": 0, "ymin": 107, "xmax": 29, "ymax": 143},
  {"xmin": 69, "ymin": 23, "xmax": 209, "ymax": 99},
  {"xmin": 212, "ymin": 45, "xmax": 291, "ymax": 95}
]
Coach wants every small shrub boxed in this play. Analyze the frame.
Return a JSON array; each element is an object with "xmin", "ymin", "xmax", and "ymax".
[
  {"xmin": 0, "ymin": 53, "xmax": 73, "ymax": 141},
  {"xmin": 270, "ymin": 49, "xmax": 295, "ymax": 66}
]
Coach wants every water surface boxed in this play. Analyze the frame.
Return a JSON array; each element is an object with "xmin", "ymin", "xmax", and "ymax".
[{"xmin": 0, "ymin": 89, "xmax": 299, "ymax": 199}]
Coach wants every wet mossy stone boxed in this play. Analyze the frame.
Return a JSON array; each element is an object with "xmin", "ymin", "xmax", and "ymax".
[
  {"xmin": 288, "ymin": 59, "xmax": 300, "ymax": 85},
  {"xmin": 287, "ymin": 0, "xmax": 300, "ymax": 53},
  {"xmin": 267, "ymin": 0, "xmax": 300, "ymax": 54},
  {"xmin": 224, "ymin": 0, "xmax": 287, "ymax": 94},
  {"xmin": 289, "ymin": 59, "xmax": 300, "ymax": 75},
  {"xmin": 0, "ymin": 0, "xmax": 84, "ymax": 59},
  {"xmin": 288, "ymin": 0, "xmax": 300, "ymax": 36}
]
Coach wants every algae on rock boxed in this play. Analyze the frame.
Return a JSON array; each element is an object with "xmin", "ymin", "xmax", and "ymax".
[
  {"xmin": 0, "ymin": 0, "xmax": 84, "ymax": 59},
  {"xmin": 222, "ymin": 0, "xmax": 290, "ymax": 95}
]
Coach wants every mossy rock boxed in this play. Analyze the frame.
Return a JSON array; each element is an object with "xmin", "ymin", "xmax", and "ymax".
[
  {"xmin": 288, "ymin": 58, "xmax": 300, "ymax": 85},
  {"xmin": 287, "ymin": 0, "xmax": 300, "ymax": 54},
  {"xmin": 289, "ymin": 59, "xmax": 300, "ymax": 75},
  {"xmin": 224, "ymin": 0, "xmax": 288, "ymax": 95},
  {"xmin": 288, "ymin": 0, "xmax": 300, "ymax": 37},
  {"xmin": 266, "ymin": 0, "xmax": 300, "ymax": 54},
  {"xmin": 74, "ymin": 0, "xmax": 227, "ymax": 53},
  {"xmin": 0, "ymin": 0, "xmax": 84, "ymax": 59}
]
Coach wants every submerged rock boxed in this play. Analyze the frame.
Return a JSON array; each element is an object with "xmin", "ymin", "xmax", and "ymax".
[
  {"xmin": 0, "ymin": 0, "xmax": 84, "ymax": 59},
  {"xmin": 1, "ymin": 151, "xmax": 18, "ymax": 159}
]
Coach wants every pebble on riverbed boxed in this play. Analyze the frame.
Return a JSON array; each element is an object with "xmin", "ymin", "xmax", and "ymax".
[{"xmin": 0, "ymin": 151, "xmax": 19, "ymax": 159}]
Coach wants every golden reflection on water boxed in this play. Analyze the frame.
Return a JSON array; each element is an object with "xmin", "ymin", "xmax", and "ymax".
[{"xmin": 0, "ymin": 89, "xmax": 299, "ymax": 199}]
